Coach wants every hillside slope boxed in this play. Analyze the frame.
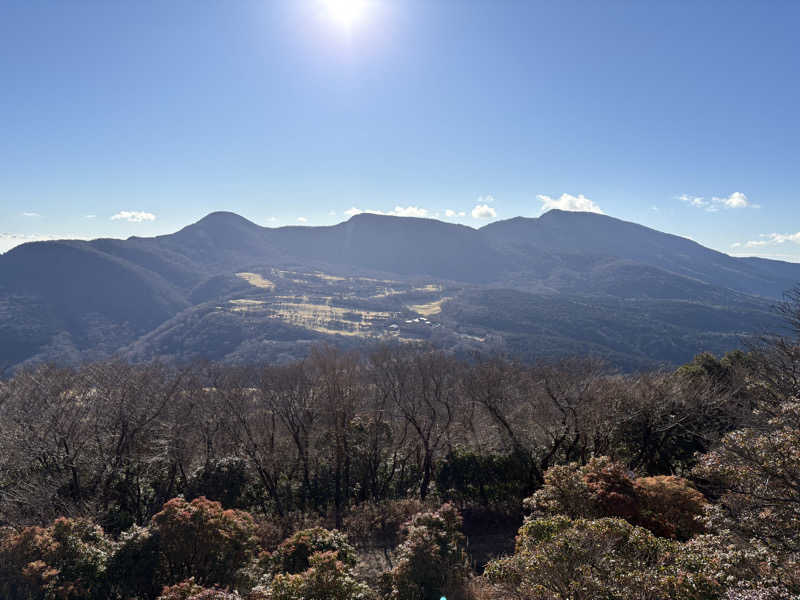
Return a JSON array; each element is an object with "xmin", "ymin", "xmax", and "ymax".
[
  {"xmin": 481, "ymin": 210, "xmax": 800, "ymax": 298},
  {"xmin": 1, "ymin": 209, "xmax": 796, "ymax": 370}
]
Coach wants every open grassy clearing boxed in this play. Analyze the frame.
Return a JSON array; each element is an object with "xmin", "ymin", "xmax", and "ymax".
[
  {"xmin": 236, "ymin": 272, "xmax": 275, "ymax": 289},
  {"xmin": 311, "ymin": 271, "xmax": 347, "ymax": 281},
  {"xmin": 272, "ymin": 301, "xmax": 392, "ymax": 332},
  {"xmin": 371, "ymin": 287, "xmax": 403, "ymax": 298},
  {"xmin": 273, "ymin": 301, "xmax": 391, "ymax": 320},
  {"xmin": 228, "ymin": 298, "xmax": 267, "ymax": 312},
  {"xmin": 224, "ymin": 269, "xmax": 457, "ymax": 338},
  {"xmin": 408, "ymin": 297, "xmax": 451, "ymax": 316},
  {"xmin": 374, "ymin": 284, "xmax": 445, "ymax": 299}
]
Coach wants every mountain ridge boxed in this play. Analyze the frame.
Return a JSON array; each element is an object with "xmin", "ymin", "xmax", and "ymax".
[{"xmin": 1, "ymin": 209, "xmax": 795, "ymax": 371}]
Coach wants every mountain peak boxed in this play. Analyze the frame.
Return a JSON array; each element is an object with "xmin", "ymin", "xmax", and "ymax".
[
  {"xmin": 194, "ymin": 211, "xmax": 259, "ymax": 228},
  {"xmin": 169, "ymin": 211, "xmax": 264, "ymax": 241},
  {"xmin": 345, "ymin": 212, "xmax": 434, "ymax": 225},
  {"xmin": 539, "ymin": 209, "xmax": 610, "ymax": 221}
]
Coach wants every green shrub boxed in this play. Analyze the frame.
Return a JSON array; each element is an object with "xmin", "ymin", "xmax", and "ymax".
[
  {"xmin": 186, "ymin": 457, "xmax": 251, "ymax": 509},
  {"xmin": 387, "ymin": 503, "xmax": 470, "ymax": 600},
  {"xmin": 106, "ymin": 524, "xmax": 163, "ymax": 600},
  {"xmin": 265, "ymin": 551, "xmax": 373, "ymax": 600},
  {"xmin": 269, "ymin": 527, "xmax": 357, "ymax": 575},
  {"xmin": 436, "ymin": 449, "xmax": 529, "ymax": 507},
  {"xmin": 486, "ymin": 513, "xmax": 786, "ymax": 600},
  {"xmin": 486, "ymin": 516, "xmax": 718, "ymax": 600}
]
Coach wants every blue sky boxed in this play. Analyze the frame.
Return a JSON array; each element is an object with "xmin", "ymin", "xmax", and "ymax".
[{"xmin": 1, "ymin": 0, "xmax": 799, "ymax": 259}]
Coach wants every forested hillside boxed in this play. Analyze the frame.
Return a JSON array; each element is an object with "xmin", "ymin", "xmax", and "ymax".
[{"xmin": 1, "ymin": 210, "xmax": 796, "ymax": 371}]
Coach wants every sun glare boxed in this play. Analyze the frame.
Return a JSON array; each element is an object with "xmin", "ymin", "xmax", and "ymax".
[{"xmin": 323, "ymin": 0, "xmax": 368, "ymax": 29}]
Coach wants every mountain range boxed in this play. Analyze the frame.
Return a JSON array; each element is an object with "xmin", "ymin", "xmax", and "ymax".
[{"xmin": 1, "ymin": 209, "xmax": 796, "ymax": 371}]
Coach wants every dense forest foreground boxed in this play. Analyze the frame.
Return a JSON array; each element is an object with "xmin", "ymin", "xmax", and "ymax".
[{"xmin": 2, "ymin": 291, "xmax": 800, "ymax": 599}]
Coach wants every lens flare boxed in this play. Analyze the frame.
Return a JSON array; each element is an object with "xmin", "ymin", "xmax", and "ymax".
[{"xmin": 323, "ymin": 0, "xmax": 368, "ymax": 29}]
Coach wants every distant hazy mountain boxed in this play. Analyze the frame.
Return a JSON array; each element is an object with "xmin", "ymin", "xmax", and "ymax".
[
  {"xmin": 480, "ymin": 211, "xmax": 800, "ymax": 298},
  {"xmin": 1, "ymin": 209, "xmax": 795, "ymax": 371}
]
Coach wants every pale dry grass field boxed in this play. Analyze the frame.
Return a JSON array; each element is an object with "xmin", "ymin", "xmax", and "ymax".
[
  {"xmin": 408, "ymin": 296, "xmax": 451, "ymax": 316},
  {"xmin": 236, "ymin": 272, "xmax": 275, "ymax": 289}
]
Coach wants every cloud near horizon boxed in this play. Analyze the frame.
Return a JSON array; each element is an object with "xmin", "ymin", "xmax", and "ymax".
[
  {"xmin": 732, "ymin": 231, "xmax": 800, "ymax": 249},
  {"xmin": 679, "ymin": 192, "xmax": 756, "ymax": 212},
  {"xmin": 537, "ymin": 193, "xmax": 604, "ymax": 214},
  {"xmin": 110, "ymin": 211, "xmax": 156, "ymax": 223},
  {"xmin": 471, "ymin": 203, "xmax": 496, "ymax": 219},
  {"xmin": 344, "ymin": 201, "xmax": 493, "ymax": 221},
  {"xmin": 344, "ymin": 205, "xmax": 430, "ymax": 218}
]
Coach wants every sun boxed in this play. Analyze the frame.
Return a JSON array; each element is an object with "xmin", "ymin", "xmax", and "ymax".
[{"xmin": 322, "ymin": 0, "xmax": 368, "ymax": 29}]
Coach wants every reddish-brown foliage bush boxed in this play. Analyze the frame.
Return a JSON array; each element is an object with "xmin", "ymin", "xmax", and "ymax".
[
  {"xmin": 151, "ymin": 496, "xmax": 258, "ymax": 588},
  {"xmin": 582, "ymin": 459, "xmax": 639, "ymax": 522},
  {"xmin": 527, "ymin": 457, "xmax": 706, "ymax": 540},
  {"xmin": 0, "ymin": 518, "xmax": 112, "ymax": 600},
  {"xmin": 633, "ymin": 475, "xmax": 707, "ymax": 539},
  {"xmin": 157, "ymin": 577, "xmax": 242, "ymax": 600}
]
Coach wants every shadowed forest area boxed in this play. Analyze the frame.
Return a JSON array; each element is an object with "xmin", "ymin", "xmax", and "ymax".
[{"xmin": 2, "ymin": 289, "xmax": 800, "ymax": 599}]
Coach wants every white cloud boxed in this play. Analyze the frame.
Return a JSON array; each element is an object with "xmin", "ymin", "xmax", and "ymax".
[
  {"xmin": 735, "ymin": 232, "xmax": 800, "ymax": 248},
  {"xmin": 678, "ymin": 194, "xmax": 708, "ymax": 208},
  {"xmin": 267, "ymin": 216, "xmax": 278, "ymax": 223},
  {"xmin": 344, "ymin": 205, "xmax": 430, "ymax": 218},
  {"xmin": 471, "ymin": 203, "xmax": 497, "ymax": 219},
  {"xmin": 328, "ymin": 210, "xmax": 337, "ymax": 216},
  {"xmin": 297, "ymin": 216, "xmax": 308, "ymax": 223},
  {"xmin": 110, "ymin": 211, "xmax": 156, "ymax": 223},
  {"xmin": 537, "ymin": 193, "xmax": 604, "ymax": 214},
  {"xmin": 445, "ymin": 209, "xmax": 456, "ymax": 218},
  {"xmin": 22, "ymin": 212, "xmax": 41, "ymax": 217},
  {"xmin": 344, "ymin": 206, "xmax": 367, "ymax": 216},
  {"xmin": 713, "ymin": 191, "xmax": 751, "ymax": 208},
  {"xmin": 391, "ymin": 205, "xmax": 428, "ymax": 218},
  {"xmin": 679, "ymin": 192, "xmax": 757, "ymax": 212},
  {"xmin": 85, "ymin": 214, "xmax": 97, "ymax": 219}
]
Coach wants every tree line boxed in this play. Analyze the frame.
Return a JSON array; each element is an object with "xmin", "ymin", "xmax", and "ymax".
[{"xmin": 0, "ymin": 344, "xmax": 757, "ymax": 534}]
